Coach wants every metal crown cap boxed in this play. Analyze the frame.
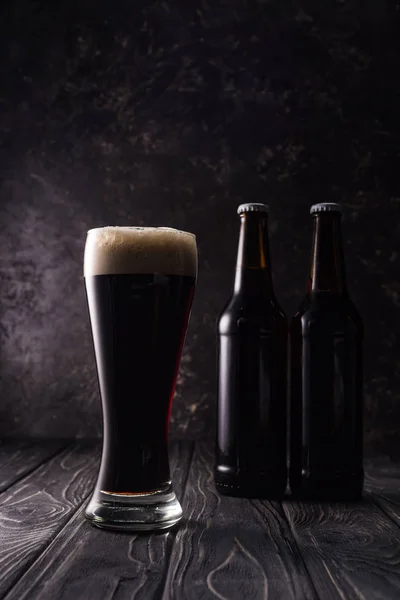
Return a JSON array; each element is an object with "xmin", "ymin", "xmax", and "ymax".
[
  {"xmin": 237, "ymin": 203, "xmax": 269, "ymax": 215},
  {"xmin": 310, "ymin": 202, "xmax": 341, "ymax": 215}
]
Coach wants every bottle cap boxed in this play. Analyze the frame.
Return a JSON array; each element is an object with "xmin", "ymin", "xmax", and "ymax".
[
  {"xmin": 237, "ymin": 203, "xmax": 269, "ymax": 215},
  {"xmin": 310, "ymin": 203, "xmax": 341, "ymax": 214}
]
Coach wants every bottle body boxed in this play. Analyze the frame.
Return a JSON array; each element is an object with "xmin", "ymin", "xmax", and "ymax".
[
  {"xmin": 216, "ymin": 295, "xmax": 287, "ymax": 497},
  {"xmin": 289, "ymin": 294, "xmax": 363, "ymax": 499},
  {"xmin": 215, "ymin": 204, "xmax": 287, "ymax": 498},
  {"xmin": 289, "ymin": 206, "xmax": 364, "ymax": 500}
]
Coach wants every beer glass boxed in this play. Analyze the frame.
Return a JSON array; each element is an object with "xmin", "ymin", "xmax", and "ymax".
[{"xmin": 84, "ymin": 226, "xmax": 197, "ymax": 530}]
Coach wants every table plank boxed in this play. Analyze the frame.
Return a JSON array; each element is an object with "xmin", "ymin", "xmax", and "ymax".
[
  {"xmin": 0, "ymin": 439, "xmax": 66, "ymax": 493},
  {"xmin": 282, "ymin": 493, "xmax": 400, "ymax": 600},
  {"xmin": 0, "ymin": 441, "xmax": 99, "ymax": 599},
  {"xmin": 365, "ymin": 458, "xmax": 400, "ymax": 528},
  {"xmin": 5, "ymin": 441, "xmax": 194, "ymax": 600},
  {"xmin": 3, "ymin": 442, "xmax": 400, "ymax": 600},
  {"xmin": 163, "ymin": 442, "xmax": 317, "ymax": 600}
]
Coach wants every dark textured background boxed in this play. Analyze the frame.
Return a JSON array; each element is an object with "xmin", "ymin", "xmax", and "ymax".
[{"xmin": 0, "ymin": 0, "xmax": 399, "ymax": 450}]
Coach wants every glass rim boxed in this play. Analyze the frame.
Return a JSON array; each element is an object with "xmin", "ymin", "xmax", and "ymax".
[{"xmin": 86, "ymin": 226, "xmax": 196, "ymax": 239}]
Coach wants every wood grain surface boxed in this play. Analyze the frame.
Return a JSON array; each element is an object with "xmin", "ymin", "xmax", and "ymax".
[
  {"xmin": 283, "ymin": 493, "xmax": 400, "ymax": 600},
  {"xmin": 0, "ymin": 439, "xmax": 66, "ymax": 493},
  {"xmin": 0, "ymin": 441, "xmax": 99, "ymax": 598},
  {"xmin": 5, "ymin": 441, "xmax": 194, "ymax": 600},
  {"xmin": 2, "ymin": 441, "xmax": 400, "ymax": 600},
  {"xmin": 163, "ymin": 443, "xmax": 317, "ymax": 600}
]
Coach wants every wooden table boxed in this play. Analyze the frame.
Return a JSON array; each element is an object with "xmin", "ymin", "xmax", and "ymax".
[{"xmin": 0, "ymin": 439, "xmax": 399, "ymax": 599}]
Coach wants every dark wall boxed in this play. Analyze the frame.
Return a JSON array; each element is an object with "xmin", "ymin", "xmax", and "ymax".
[{"xmin": 0, "ymin": 0, "xmax": 399, "ymax": 449}]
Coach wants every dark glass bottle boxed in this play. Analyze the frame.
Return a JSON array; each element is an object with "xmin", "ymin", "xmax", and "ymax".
[
  {"xmin": 215, "ymin": 203, "xmax": 288, "ymax": 498},
  {"xmin": 290, "ymin": 203, "xmax": 364, "ymax": 500}
]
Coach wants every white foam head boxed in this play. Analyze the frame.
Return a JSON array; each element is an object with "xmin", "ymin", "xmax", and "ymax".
[{"xmin": 84, "ymin": 227, "xmax": 197, "ymax": 277}]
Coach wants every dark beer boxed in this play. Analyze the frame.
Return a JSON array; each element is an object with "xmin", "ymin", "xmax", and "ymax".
[
  {"xmin": 289, "ymin": 203, "xmax": 363, "ymax": 500},
  {"xmin": 84, "ymin": 226, "xmax": 197, "ymax": 530},
  {"xmin": 215, "ymin": 204, "xmax": 288, "ymax": 498},
  {"xmin": 85, "ymin": 273, "xmax": 195, "ymax": 493}
]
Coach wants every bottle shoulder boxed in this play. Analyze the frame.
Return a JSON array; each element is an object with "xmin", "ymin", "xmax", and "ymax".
[
  {"xmin": 291, "ymin": 293, "xmax": 363, "ymax": 336},
  {"xmin": 218, "ymin": 293, "xmax": 287, "ymax": 335}
]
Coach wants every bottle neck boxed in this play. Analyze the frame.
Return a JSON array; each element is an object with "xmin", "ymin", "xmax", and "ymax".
[
  {"xmin": 308, "ymin": 213, "xmax": 347, "ymax": 295},
  {"xmin": 234, "ymin": 213, "xmax": 273, "ymax": 294}
]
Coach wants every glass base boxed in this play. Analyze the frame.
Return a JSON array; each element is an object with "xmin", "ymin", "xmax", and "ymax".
[{"xmin": 84, "ymin": 484, "xmax": 183, "ymax": 532}]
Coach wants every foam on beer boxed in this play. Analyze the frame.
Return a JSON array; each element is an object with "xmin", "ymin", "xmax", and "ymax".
[{"xmin": 84, "ymin": 226, "xmax": 197, "ymax": 277}]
